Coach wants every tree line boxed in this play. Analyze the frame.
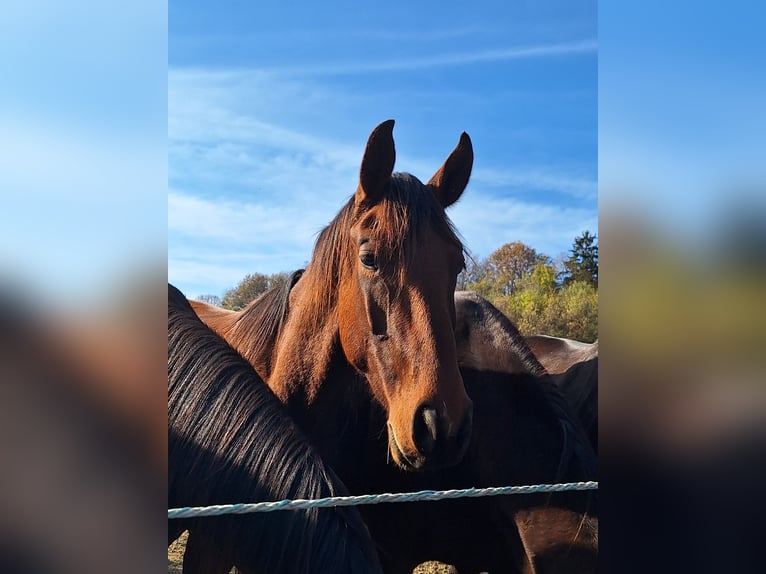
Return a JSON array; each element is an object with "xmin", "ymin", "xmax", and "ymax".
[{"xmin": 197, "ymin": 231, "xmax": 598, "ymax": 342}]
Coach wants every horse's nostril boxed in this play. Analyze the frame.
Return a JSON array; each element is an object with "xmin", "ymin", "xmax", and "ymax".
[{"xmin": 413, "ymin": 404, "xmax": 439, "ymax": 457}]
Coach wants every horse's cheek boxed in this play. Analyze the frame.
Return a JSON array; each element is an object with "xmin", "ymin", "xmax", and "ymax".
[{"xmin": 337, "ymin": 302, "xmax": 367, "ymax": 372}]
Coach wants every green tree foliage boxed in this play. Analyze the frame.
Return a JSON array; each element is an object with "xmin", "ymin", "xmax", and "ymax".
[
  {"xmin": 221, "ymin": 272, "xmax": 289, "ymax": 310},
  {"xmin": 501, "ymin": 260, "xmax": 556, "ymax": 336},
  {"xmin": 486, "ymin": 242, "xmax": 549, "ymax": 296},
  {"xmin": 560, "ymin": 230, "xmax": 598, "ymax": 288},
  {"xmin": 500, "ymin": 279, "xmax": 598, "ymax": 343},
  {"xmin": 552, "ymin": 280, "xmax": 598, "ymax": 342}
]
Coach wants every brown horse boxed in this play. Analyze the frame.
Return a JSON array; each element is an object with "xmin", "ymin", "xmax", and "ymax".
[
  {"xmin": 519, "ymin": 335, "xmax": 598, "ymax": 452},
  {"xmin": 187, "ymin": 126, "xmax": 595, "ymax": 571},
  {"xmin": 192, "ymin": 119, "xmax": 474, "ymax": 472}
]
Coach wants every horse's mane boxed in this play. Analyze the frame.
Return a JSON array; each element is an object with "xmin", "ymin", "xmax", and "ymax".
[
  {"xmin": 518, "ymin": 368, "xmax": 598, "ymax": 523},
  {"xmin": 551, "ymin": 357, "xmax": 598, "ymax": 453},
  {"xmin": 225, "ymin": 269, "xmax": 304, "ymax": 374},
  {"xmin": 472, "ymin": 366, "xmax": 598, "ymax": 525},
  {"xmin": 167, "ymin": 284, "xmax": 382, "ymax": 574},
  {"xmin": 301, "ymin": 173, "xmax": 466, "ymax": 332},
  {"xmin": 539, "ymin": 372, "xmax": 597, "ymax": 483},
  {"xmin": 483, "ymin": 303, "xmax": 546, "ymax": 376}
]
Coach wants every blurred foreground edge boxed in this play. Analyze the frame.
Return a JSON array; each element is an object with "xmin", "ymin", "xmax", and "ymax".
[
  {"xmin": 599, "ymin": 207, "xmax": 766, "ymax": 573},
  {"xmin": 0, "ymin": 279, "xmax": 166, "ymax": 574}
]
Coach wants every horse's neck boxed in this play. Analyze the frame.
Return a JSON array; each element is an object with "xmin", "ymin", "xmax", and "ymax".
[
  {"xmin": 266, "ymin": 289, "xmax": 360, "ymax": 462},
  {"xmin": 190, "ymin": 300, "xmax": 237, "ymax": 337},
  {"xmin": 270, "ymin": 324, "xmax": 333, "ymax": 401}
]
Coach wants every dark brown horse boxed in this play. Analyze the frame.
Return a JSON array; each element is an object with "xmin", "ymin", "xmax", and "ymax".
[
  {"xmin": 524, "ymin": 336, "xmax": 598, "ymax": 452},
  {"xmin": 454, "ymin": 290, "xmax": 547, "ymax": 376},
  {"xmin": 168, "ymin": 284, "xmax": 383, "ymax": 574},
  {"xmin": 192, "ymin": 119, "xmax": 475, "ymax": 472},
  {"xmin": 356, "ymin": 366, "xmax": 598, "ymax": 573},
  {"xmin": 454, "ymin": 290, "xmax": 598, "ymax": 453},
  {"xmin": 454, "ymin": 290, "xmax": 598, "ymax": 376}
]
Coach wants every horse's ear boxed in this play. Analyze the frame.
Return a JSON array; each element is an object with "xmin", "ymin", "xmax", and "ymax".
[
  {"xmin": 428, "ymin": 132, "xmax": 473, "ymax": 208},
  {"xmin": 356, "ymin": 119, "xmax": 396, "ymax": 207}
]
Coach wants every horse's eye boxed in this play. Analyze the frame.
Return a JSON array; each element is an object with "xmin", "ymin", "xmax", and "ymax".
[{"xmin": 360, "ymin": 252, "xmax": 378, "ymax": 271}]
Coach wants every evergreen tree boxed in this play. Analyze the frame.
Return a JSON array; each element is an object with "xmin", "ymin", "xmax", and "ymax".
[{"xmin": 561, "ymin": 231, "xmax": 598, "ymax": 288}]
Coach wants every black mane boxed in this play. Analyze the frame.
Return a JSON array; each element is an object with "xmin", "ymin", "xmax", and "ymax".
[{"xmin": 168, "ymin": 284, "xmax": 382, "ymax": 574}]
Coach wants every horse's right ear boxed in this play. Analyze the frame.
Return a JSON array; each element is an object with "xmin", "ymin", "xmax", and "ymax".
[
  {"xmin": 356, "ymin": 119, "xmax": 396, "ymax": 207},
  {"xmin": 428, "ymin": 132, "xmax": 473, "ymax": 208}
]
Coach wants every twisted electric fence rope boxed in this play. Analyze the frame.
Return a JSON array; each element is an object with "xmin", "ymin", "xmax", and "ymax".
[{"xmin": 169, "ymin": 480, "xmax": 598, "ymax": 519}]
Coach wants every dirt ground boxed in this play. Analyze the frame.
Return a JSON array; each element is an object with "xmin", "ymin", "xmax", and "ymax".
[
  {"xmin": 167, "ymin": 531, "xmax": 186, "ymax": 574},
  {"xmin": 168, "ymin": 530, "xmax": 457, "ymax": 573}
]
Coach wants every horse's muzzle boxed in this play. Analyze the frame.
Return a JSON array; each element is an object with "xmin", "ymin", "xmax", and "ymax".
[{"xmin": 390, "ymin": 398, "xmax": 473, "ymax": 471}]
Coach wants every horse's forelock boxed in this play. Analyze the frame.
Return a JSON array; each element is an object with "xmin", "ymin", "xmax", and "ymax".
[{"xmin": 303, "ymin": 173, "xmax": 464, "ymax": 323}]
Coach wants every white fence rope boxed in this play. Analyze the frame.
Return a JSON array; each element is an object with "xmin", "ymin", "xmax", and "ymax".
[{"xmin": 169, "ymin": 480, "xmax": 598, "ymax": 519}]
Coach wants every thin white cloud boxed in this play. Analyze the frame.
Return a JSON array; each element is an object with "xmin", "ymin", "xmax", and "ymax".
[
  {"xmin": 184, "ymin": 39, "xmax": 598, "ymax": 77},
  {"xmin": 169, "ymin": 189, "xmax": 322, "ymax": 296},
  {"xmin": 305, "ymin": 39, "xmax": 598, "ymax": 75}
]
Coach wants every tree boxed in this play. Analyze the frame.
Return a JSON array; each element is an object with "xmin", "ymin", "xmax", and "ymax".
[
  {"xmin": 501, "ymin": 277, "xmax": 598, "ymax": 342},
  {"xmin": 486, "ymin": 242, "xmax": 549, "ymax": 296},
  {"xmin": 543, "ymin": 280, "xmax": 598, "ymax": 342},
  {"xmin": 560, "ymin": 231, "xmax": 598, "ymax": 288},
  {"xmin": 196, "ymin": 294, "xmax": 222, "ymax": 307},
  {"xmin": 502, "ymin": 260, "xmax": 556, "ymax": 335},
  {"xmin": 221, "ymin": 272, "xmax": 290, "ymax": 310}
]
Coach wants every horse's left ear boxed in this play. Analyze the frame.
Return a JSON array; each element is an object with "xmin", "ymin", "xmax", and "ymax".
[
  {"xmin": 428, "ymin": 132, "xmax": 473, "ymax": 208},
  {"xmin": 356, "ymin": 119, "xmax": 396, "ymax": 207}
]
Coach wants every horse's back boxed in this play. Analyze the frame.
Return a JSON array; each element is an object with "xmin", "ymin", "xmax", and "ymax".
[{"xmin": 526, "ymin": 334, "xmax": 598, "ymax": 374}]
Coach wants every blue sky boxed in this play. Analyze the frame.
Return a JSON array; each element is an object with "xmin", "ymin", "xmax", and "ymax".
[
  {"xmin": 2, "ymin": 0, "xmax": 167, "ymax": 307},
  {"xmin": 599, "ymin": 1, "xmax": 766, "ymax": 246},
  {"xmin": 168, "ymin": 0, "xmax": 597, "ymax": 299}
]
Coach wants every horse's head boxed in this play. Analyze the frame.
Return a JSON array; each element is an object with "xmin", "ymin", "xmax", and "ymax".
[{"xmin": 338, "ymin": 120, "xmax": 474, "ymax": 470}]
